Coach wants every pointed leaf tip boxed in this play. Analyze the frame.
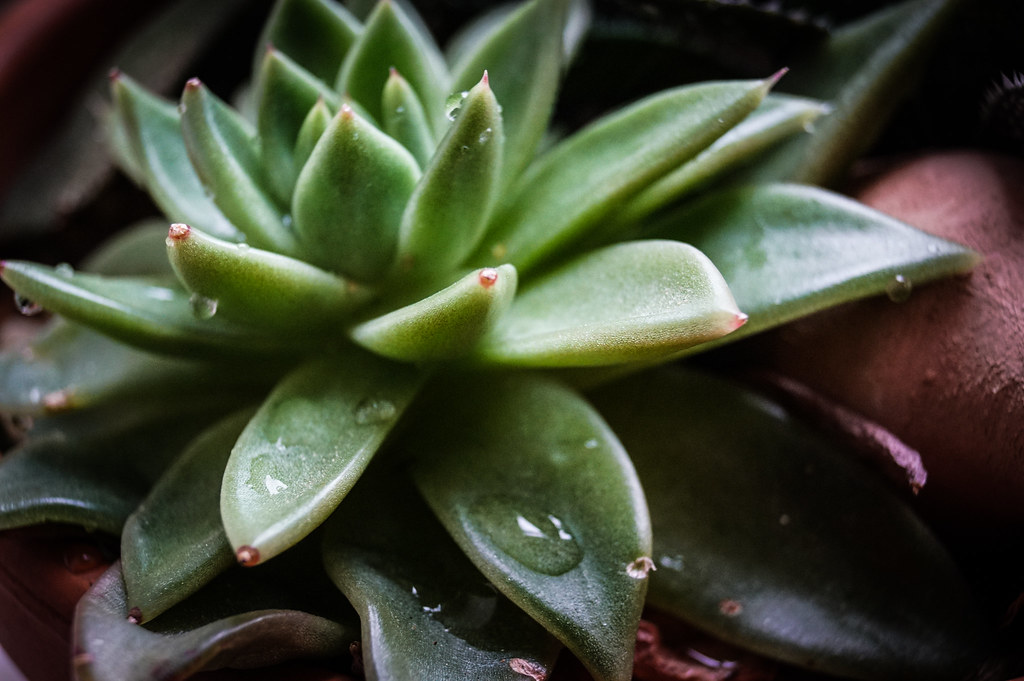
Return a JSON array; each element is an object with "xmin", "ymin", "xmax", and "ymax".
[
  {"xmin": 481, "ymin": 70, "xmax": 489, "ymax": 86},
  {"xmin": 237, "ymin": 545, "xmax": 260, "ymax": 567},
  {"xmin": 478, "ymin": 267, "xmax": 499, "ymax": 288},
  {"xmin": 769, "ymin": 67, "xmax": 790, "ymax": 86},
  {"xmin": 108, "ymin": 67, "xmax": 122, "ymax": 82},
  {"xmin": 167, "ymin": 223, "xmax": 191, "ymax": 242},
  {"xmin": 184, "ymin": 77, "xmax": 202, "ymax": 91}
]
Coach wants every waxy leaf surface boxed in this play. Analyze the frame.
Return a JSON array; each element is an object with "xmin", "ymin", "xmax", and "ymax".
[
  {"xmin": 589, "ymin": 366, "xmax": 986, "ymax": 680},
  {"xmin": 412, "ymin": 374, "xmax": 651, "ymax": 681},
  {"xmin": 221, "ymin": 352, "xmax": 423, "ymax": 564},
  {"xmin": 293, "ymin": 97, "xmax": 334, "ymax": 172},
  {"xmin": 382, "ymin": 68, "xmax": 436, "ymax": 167},
  {"xmin": 474, "ymin": 240, "xmax": 743, "ymax": 367},
  {"xmin": 323, "ymin": 465, "xmax": 562, "ymax": 681}
]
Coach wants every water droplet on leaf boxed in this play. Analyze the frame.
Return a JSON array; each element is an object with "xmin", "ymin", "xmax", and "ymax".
[
  {"xmin": 354, "ymin": 397, "xmax": 397, "ymax": 425},
  {"xmin": 445, "ymin": 91, "xmax": 469, "ymax": 121},
  {"xmin": 189, "ymin": 293, "xmax": 218, "ymax": 319},
  {"xmin": 14, "ymin": 293, "xmax": 42, "ymax": 316},
  {"xmin": 235, "ymin": 242, "xmax": 251, "ymax": 254},
  {"xmin": 886, "ymin": 274, "xmax": 912, "ymax": 303},
  {"xmin": 55, "ymin": 263, "xmax": 74, "ymax": 278},
  {"xmin": 472, "ymin": 496, "xmax": 583, "ymax": 575},
  {"xmin": 478, "ymin": 127, "xmax": 493, "ymax": 144}
]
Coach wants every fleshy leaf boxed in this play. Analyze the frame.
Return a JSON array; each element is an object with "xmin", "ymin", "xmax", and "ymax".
[
  {"xmin": 255, "ymin": 0, "xmax": 362, "ymax": 83},
  {"xmin": 397, "ymin": 73, "xmax": 504, "ymax": 276},
  {"xmin": 334, "ymin": 0, "xmax": 449, "ymax": 135},
  {"xmin": 411, "ymin": 374, "xmax": 651, "ymax": 681},
  {"xmin": 611, "ymin": 94, "xmax": 830, "ymax": 226},
  {"xmin": 473, "ymin": 240, "xmax": 745, "ymax": 367},
  {"xmin": 381, "ymin": 67, "xmax": 435, "ymax": 168},
  {"xmin": 448, "ymin": 0, "xmax": 569, "ymax": 186},
  {"xmin": 0, "ymin": 261, "xmax": 286, "ymax": 359},
  {"xmin": 221, "ymin": 352, "xmax": 424, "ymax": 565},
  {"xmin": 180, "ymin": 79, "xmax": 299, "ymax": 255},
  {"xmin": 474, "ymin": 76, "xmax": 778, "ymax": 273},
  {"xmin": 166, "ymin": 224, "xmax": 368, "ymax": 336},
  {"xmin": 351, "ymin": 265, "xmax": 516, "ymax": 362},
  {"xmin": 293, "ymin": 97, "xmax": 333, "ymax": 172},
  {"xmin": 255, "ymin": 48, "xmax": 342, "ymax": 205},
  {"xmin": 292, "ymin": 105, "xmax": 421, "ymax": 281},
  {"xmin": 589, "ymin": 366, "xmax": 986, "ymax": 680},
  {"xmin": 753, "ymin": 0, "xmax": 961, "ymax": 186},
  {"xmin": 322, "ymin": 463, "xmax": 562, "ymax": 681},
  {"xmin": 74, "ymin": 561, "xmax": 356, "ymax": 681},
  {"xmin": 122, "ymin": 410, "xmax": 254, "ymax": 624},
  {"xmin": 650, "ymin": 183, "xmax": 980, "ymax": 351},
  {"xmin": 110, "ymin": 73, "xmax": 240, "ymax": 240},
  {"xmin": 0, "ymin": 398, "xmax": 237, "ymax": 534}
]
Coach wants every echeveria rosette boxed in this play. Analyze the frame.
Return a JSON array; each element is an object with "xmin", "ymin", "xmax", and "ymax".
[{"xmin": 0, "ymin": 0, "xmax": 985, "ymax": 680}]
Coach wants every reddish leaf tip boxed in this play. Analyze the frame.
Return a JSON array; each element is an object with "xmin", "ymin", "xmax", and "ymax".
[
  {"xmin": 768, "ymin": 67, "xmax": 789, "ymax": 86},
  {"xmin": 127, "ymin": 607, "xmax": 143, "ymax": 625},
  {"xmin": 0, "ymin": 261, "xmax": 6, "ymax": 275},
  {"xmin": 108, "ymin": 67, "xmax": 122, "ymax": 82},
  {"xmin": 340, "ymin": 103, "xmax": 355, "ymax": 120},
  {"xmin": 481, "ymin": 70, "xmax": 490, "ymax": 86},
  {"xmin": 478, "ymin": 268, "xmax": 499, "ymax": 288},
  {"xmin": 732, "ymin": 312, "xmax": 749, "ymax": 330},
  {"xmin": 185, "ymin": 77, "xmax": 202, "ymax": 91},
  {"xmin": 167, "ymin": 223, "xmax": 192, "ymax": 242},
  {"xmin": 236, "ymin": 545, "xmax": 260, "ymax": 567},
  {"xmin": 389, "ymin": 66, "xmax": 399, "ymax": 77}
]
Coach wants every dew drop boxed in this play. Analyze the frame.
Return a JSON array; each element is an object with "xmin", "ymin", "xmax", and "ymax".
[
  {"xmin": 583, "ymin": 438, "xmax": 598, "ymax": 449},
  {"xmin": 354, "ymin": 397, "xmax": 397, "ymax": 425},
  {"xmin": 14, "ymin": 293, "xmax": 43, "ymax": 316},
  {"xmin": 478, "ymin": 127, "xmax": 493, "ymax": 144},
  {"xmin": 55, "ymin": 263, "xmax": 74, "ymax": 278},
  {"xmin": 177, "ymin": 102, "xmax": 187, "ymax": 115},
  {"xmin": 395, "ymin": 105, "xmax": 406, "ymax": 114},
  {"xmin": 658, "ymin": 554, "xmax": 684, "ymax": 571},
  {"xmin": 886, "ymin": 274, "xmax": 912, "ymax": 303},
  {"xmin": 235, "ymin": 242, "xmax": 251, "ymax": 255},
  {"xmin": 472, "ymin": 496, "xmax": 583, "ymax": 575},
  {"xmin": 189, "ymin": 293, "xmax": 218, "ymax": 319},
  {"xmin": 445, "ymin": 91, "xmax": 469, "ymax": 120}
]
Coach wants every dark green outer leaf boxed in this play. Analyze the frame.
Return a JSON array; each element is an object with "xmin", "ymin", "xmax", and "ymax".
[
  {"xmin": 650, "ymin": 183, "xmax": 980, "ymax": 353},
  {"xmin": 74, "ymin": 561, "xmax": 355, "ymax": 681},
  {"xmin": 412, "ymin": 374, "xmax": 651, "ymax": 681},
  {"xmin": 221, "ymin": 352, "xmax": 425, "ymax": 565},
  {"xmin": 122, "ymin": 410, "xmax": 255, "ymax": 624},
  {"xmin": 588, "ymin": 366, "xmax": 986, "ymax": 680},
  {"xmin": 255, "ymin": 0, "xmax": 362, "ymax": 84},
  {"xmin": 323, "ymin": 464, "xmax": 562, "ymax": 681}
]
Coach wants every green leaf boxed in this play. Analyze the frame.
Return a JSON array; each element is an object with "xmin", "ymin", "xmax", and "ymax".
[
  {"xmin": 0, "ymin": 399, "xmax": 236, "ymax": 534},
  {"xmin": 448, "ymin": 0, "xmax": 570, "ymax": 187},
  {"xmin": 588, "ymin": 366, "xmax": 986, "ymax": 680},
  {"xmin": 121, "ymin": 409, "xmax": 254, "ymax": 624},
  {"xmin": 221, "ymin": 352, "xmax": 424, "ymax": 565},
  {"xmin": 166, "ymin": 224, "xmax": 369, "ymax": 336},
  {"xmin": 322, "ymin": 464, "xmax": 562, "ymax": 681},
  {"xmin": 0, "ymin": 261, "xmax": 287, "ymax": 359},
  {"xmin": 473, "ymin": 76, "xmax": 778, "ymax": 273},
  {"xmin": 411, "ymin": 374, "xmax": 651, "ymax": 681},
  {"xmin": 110, "ymin": 73, "xmax": 240, "ymax": 241},
  {"xmin": 351, "ymin": 265, "xmax": 516, "ymax": 362},
  {"xmin": 293, "ymin": 96, "xmax": 333, "ymax": 172},
  {"xmin": 256, "ymin": 0, "xmax": 362, "ymax": 83},
  {"xmin": 255, "ymin": 48, "xmax": 342, "ymax": 205},
  {"xmin": 473, "ymin": 240, "xmax": 745, "ymax": 367},
  {"xmin": 397, "ymin": 73, "xmax": 504, "ymax": 276},
  {"xmin": 381, "ymin": 67, "xmax": 435, "ymax": 168},
  {"xmin": 335, "ymin": 0, "xmax": 449, "ymax": 136},
  {"xmin": 612, "ymin": 94, "xmax": 829, "ymax": 226},
  {"xmin": 180, "ymin": 79, "xmax": 299, "ymax": 255},
  {"xmin": 292, "ymin": 105, "xmax": 421, "ymax": 282},
  {"xmin": 649, "ymin": 183, "xmax": 980, "ymax": 351},
  {"xmin": 74, "ymin": 561, "xmax": 356, "ymax": 681},
  {"xmin": 754, "ymin": 0, "xmax": 961, "ymax": 186}
]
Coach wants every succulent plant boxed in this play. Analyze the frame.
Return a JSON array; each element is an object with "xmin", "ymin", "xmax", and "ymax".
[{"xmin": 0, "ymin": 0, "xmax": 990, "ymax": 679}]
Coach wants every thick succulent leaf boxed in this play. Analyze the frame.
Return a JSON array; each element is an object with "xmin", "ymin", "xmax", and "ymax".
[
  {"xmin": 180, "ymin": 79, "xmax": 299, "ymax": 255},
  {"xmin": 293, "ymin": 97, "xmax": 334, "ymax": 172},
  {"xmin": 474, "ymin": 76, "xmax": 777, "ymax": 273},
  {"xmin": 256, "ymin": 48, "xmax": 342, "ymax": 205},
  {"xmin": 322, "ymin": 463, "xmax": 562, "ymax": 681},
  {"xmin": 74, "ymin": 561, "xmax": 356, "ymax": 681},
  {"xmin": 382, "ymin": 68, "xmax": 437, "ymax": 170},
  {"xmin": 588, "ymin": 366, "xmax": 986, "ymax": 680},
  {"xmin": 122, "ymin": 410, "xmax": 254, "ymax": 624},
  {"xmin": 351, "ymin": 265, "xmax": 516, "ymax": 362},
  {"xmin": 256, "ymin": 0, "xmax": 362, "ymax": 83},
  {"xmin": 611, "ymin": 94, "xmax": 830, "ymax": 226},
  {"xmin": 110, "ymin": 73, "xmax": 240, "ymax": 241},
  {"xmin": 0, "ymin": 398, "xmax": 236, "ymax": 534},
  {"xmin": 79, "ymin": 220, "xmax": 177, "ymax": 277},
  {"xmin": 650, "ymin": 183, "xmax": 980, "ymax": 351},
  {"xmin": 754, "ymin": 0, "xmax": 960, "ymax": 186},
  {"xmin": 221, "ymin": 352, "xmax": 424, "ymax": 565},
  {"xmin": 411, "ymin": 374, "xmax": 651, "ymax": 681},
  {"xmin": 448, "ymin": 0, "xmax": 569, "ymax": 187},
  {"xmin": 397, "ymin": 74, "xmax": 504, "ymax": 276},
  {"xmin": 0, "ymin": 262, "xmax": 287, "ymax": 359},
  {"xmin": 473, "ymin": 240, "xmax": 745, "ymax": 367},
  {"xmin": 292, "ymin": 105, "xmax": 421, "ymax": 281},
  {"xmin": 166, "ymin": 224, "xmax": 369, "ymax": 336},
  {"xmin": 335, "ymin": 0, "xmax": 449, "ymax": 136}
]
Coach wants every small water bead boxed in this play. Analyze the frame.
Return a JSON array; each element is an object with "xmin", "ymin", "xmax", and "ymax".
[
  {"xmin": 354, "ymin": 397, "xmax": 397, "ymax": 425},
  {"xmin": 235, "ymin": 242, "xmax": 251, "ymax": 255},
  {"xmin": 886, "ymin": 274, "xmax": 912, "ymax": 303},
  {"xmin": 445, "ymin": 91, "xmax": 469, "ymax": 121},
  {"xmin": 472, "ymin": 496, "xmax": 583, "ymax": 576},
  {"xmin": 189, "ymin": 293, "xmax": 218, "ymax": 320},
  {"xmin": 478, "ymin": 127, "xmax": 493, "ymax": 144},
  {"xmin": 55, "ymin": 263, "xmax": 74, "ymax": 278},
  {"xmin": 14, "ymin": 293, "xmax": 43, "ymax": 316}
]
